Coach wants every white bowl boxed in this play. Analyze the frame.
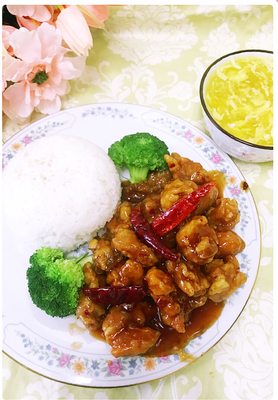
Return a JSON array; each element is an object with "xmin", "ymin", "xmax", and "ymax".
[{"xmin": 199, "ymin": 50, "xmax": 273, "ymax": 163}]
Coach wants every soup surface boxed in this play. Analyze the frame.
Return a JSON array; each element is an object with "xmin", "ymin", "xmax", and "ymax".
[{"xmin": 205, "ymin": 55, "xmax": 273, "ymax": 147}]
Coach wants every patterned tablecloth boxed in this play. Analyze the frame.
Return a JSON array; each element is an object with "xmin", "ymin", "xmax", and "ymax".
[{"xmin": 2, "ymin": 5, "xmax": 273, "ymax": 400}]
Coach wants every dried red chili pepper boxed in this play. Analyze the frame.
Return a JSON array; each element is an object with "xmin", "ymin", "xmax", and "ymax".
[
  {"xmin": 151, "ymin": 182, "xmax": 215, "ymax": 236},
  {"xmin": 83, "ymin": 285, "xmax": 147, "ymax": 306},
  {"xmin": 131, "ymin": 208, "xmax": 178, "ymax": 261}
]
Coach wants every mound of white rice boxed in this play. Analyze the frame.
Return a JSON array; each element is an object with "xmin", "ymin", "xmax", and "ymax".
[{"xmin": 3, "ymin": 134, "xmax": 121, "ymax": 253}]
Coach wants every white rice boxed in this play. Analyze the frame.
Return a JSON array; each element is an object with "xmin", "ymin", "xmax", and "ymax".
[{"xmin": 3, "ymin": 134, "xmax": 121, "ymax": 253}]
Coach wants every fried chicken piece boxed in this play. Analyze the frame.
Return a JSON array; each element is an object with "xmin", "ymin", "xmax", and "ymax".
[
  {"xmin": 165, "ymin": 153, "xmax": 210, "ymax": 184},
  {"xmin": 145, "ymin": 268, "xmax": 185, "ymax": 333},
  {"xmin": 106, "ymin": 201, "xmax": 132, "ymax": 235},
  {"xmin": 160, "ymin": 176, "xmax": 218, "ymax": 217},
  {"xmin": 216, "ymin": 230, "xmax": 245, "ymax": 257},
  {"xmin": 192, "ymin": 184, "xmax": 219, "ymax": 216},
  {"xmin": 112, "ymin": 228, "xmax": 158, "ymax": 266},
  {"xmin": 76, "ymin": 294, "xmax": 106, "ymax": 333},
  {"xmin": 155, "ymin": 295, "xmax": 186, "ymax": 333},
  {"xmin": 160, "ymin": 179, "xmax": 198, "ymax": 211},
  {"xmin": 106, "ymin": 259, "xmax": 144, "ymax": 286},
  {"xmin": 207, "ymin": 170, "xmax": 226, "ymax": 198},
  {"xmin": 102, "ymin": 305, "xmax": 160, "ymax": 357},
  {"xmin": 205, "ymin": 256, "xmax": 247, "ymax": 302},
  {"xmin": 89, "ymin": 238, "xmax": 123, "ymax": 272},
  {"xmin": 109, "ymin": 327, "xmax": 160, "ymax": 357},
  {"xmin": 141, "ymin": 194, "xmax": 161, "ymax": 222},
  {"xmin": 176, "ymin": 216, "xmax": 218, "ymax": 264},
  {"xmin": 207, "ymin": 198, "xmax": 240, "ymax": 231},
  {"xmin": 83, "ymin": 262, "xmax": 99, "ymax": 288},
  {"xmin": 166, "ymin": 259, "xmax": 209, "ymax": 297},
  {"xmin": 145, "ymin": 267, "xmax": 176, "ymax": 296}
]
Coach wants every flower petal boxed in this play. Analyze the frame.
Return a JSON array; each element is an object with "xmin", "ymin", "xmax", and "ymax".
[
  {"xmin": 36, "ymin": 95, "xmax": 61, "ymax": 114},
  {"xmin": 2, "ymin": 81, "xmax": 34, "ymax": 119},
  {"xmin": 36, "ymin": 23, "xmax": 62, "ymax": 59},
  {"xmin": 58, "ymin": 56, "xmax": 85, "ymax": 80},
  {"xmin": 2, "ymin": 47, "xmax": 31, "ymax": 82},
  {"xmin": 56, "ymin": 6, "xmax": 93, "ymax": 56},
  {"xmin": 9, "ymin": 27, "xmax": 42, "ymax": 63},
  {"xmin": 2, "ymin": 25, "xmax": 17, "ymax": 52},
  {"xmin": 78, "ymin": 5, "xmax": 109, "ymax": 28},
  {"xmin": 7, "ymin": 5, "xmax": 53, "ymax": 22},
  {"xmin": 16, "ymin": 16, "xmax": 41, "ymax": 31}
]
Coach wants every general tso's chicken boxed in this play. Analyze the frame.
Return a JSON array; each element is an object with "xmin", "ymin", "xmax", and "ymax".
[
  {"xmin": 112, "ymin": 228, "xmax": 158, "ymax": 266},
  {"xmin": 106, "ymin": 201, "xmax": 132, "ymax": 235},
  {"xmin": 176, "ymin": 216, "xmax": 218, "ymax": 264},
  {"xmin": 207, "ymin": 198, "xmax": 240, "ymax": 231},
  {"xmin": 145, "ymin": 267, "xmax": 185, "ymax": 333},
  {"xmin": 141, "ymin": 194, "xmax": 161, "ymax": 222},
  {"xmin": 77, "ymin": 294, "xmax": 106, "ymax": 333},
  {"xmin": 77, "ymin": 263, "xmax": 106, "ymax": 332},
  {"xmin": 205, "ymin": 256, "xmax": 247, "ymax": 302},
  {"xmin": 106, "ymin": 259, "xmax": 144, "ymax": 286},
  {"xmin": 155, "ymin": 294, "xmax": 186, "ymax": 333},
  {"xmin": 145, "ymin": 267, "xmax": 176, "ymax": 296},
  {"xmin": 77, "ymin": 150, "xmax": 248, "ymax": 358},
  {"xmin": 83, "ymin": 262, "xmax": 99, "ymax": 288},
  {"xmin": 160, "ymin": 179, "xmax": 198, "ymax": 211},
  {"xmin": 89, "ymin": 238, "xmax": 123, "ymax": 272},
  {"xmin": 193, "ymin": 184, "xmax": 219, "ymax": 216},
  {"xmin": 108, "ymin": 327, "xmax": 160, "ymax": 357},
  {"xmin": 102, "ymin": 304, "xmax": 160, "ymax": 357},
  {"xmin": 165, "ymin": 153, "xmax": 210, "ymax": 184},
  {"xmin": 206, "ymin": 170, "xmax": 226, "ymax": 198},
  {"xmin": 216, "ymin": 230, "xmax": 245, "ymax": 257},
  {"xmin": 160, "ymin": 176, "xmax": 219, "ymax": 216},
  {"xmin": 166, "ymin": 259, "xmax": 209, "ymax": 297}
]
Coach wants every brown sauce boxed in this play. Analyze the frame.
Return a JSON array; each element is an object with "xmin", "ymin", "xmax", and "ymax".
[
  {"xmin": 87, "ymin": 299, "xmax": 223, "ymax": 358},
  {"xmin": 147, "ymin": 299, "xmax": 224, "ymax": 357},
  {"xmin": 240, "ymin": 181, "xmax": 249, "ymax": 191}
]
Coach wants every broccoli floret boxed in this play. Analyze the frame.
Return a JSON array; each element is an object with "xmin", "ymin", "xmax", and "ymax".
[
  {"xmin": 108, "ymin": 132, "xmax": 169, "ymax": 183},
  {"xmin": 27, "ymin": 247, "xmax": 86, "ymax": 317}
]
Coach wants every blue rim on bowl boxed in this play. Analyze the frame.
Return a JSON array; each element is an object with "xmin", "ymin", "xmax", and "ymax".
[{"xmin": 199, "ymin": 49, "xmax": 273, "ymax": 151}]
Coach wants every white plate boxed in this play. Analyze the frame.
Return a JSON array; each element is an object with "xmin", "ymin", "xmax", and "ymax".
[{"xmin": 2, "ymin": 103, "xmax": 261, "ymax": 387}]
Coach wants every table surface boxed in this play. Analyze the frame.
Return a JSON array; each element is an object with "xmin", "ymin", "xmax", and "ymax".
[{"xmin": 2, "ymin": 5, "xmax": 273, "ymax": 400}]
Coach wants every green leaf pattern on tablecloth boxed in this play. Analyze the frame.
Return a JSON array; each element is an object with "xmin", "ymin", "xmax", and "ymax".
[{"xmin": 2, "ymin": 5, "xmax": 273, "ymax": 400}]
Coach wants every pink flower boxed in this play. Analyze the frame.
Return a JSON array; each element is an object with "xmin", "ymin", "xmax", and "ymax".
[
  {"xmin": 107, "ymin": 360, "xmax": 123, "ymax": 375},
  {"xmin": 211, "ymin": 152, "xmax": 223, "ymax": 164},
  {"xmin": 2, "ymin": 23, "xmax": 85, "ymax": 119},
  {"xmin": 183, "ymin": 130, "xmax": 194, "ymax": 139},
  {"xmin": 22, "ymin": 135, "xmax": 33, "ymax": 145},
  {"xmin": 7, "ymin": 4, "xmax": 109, "ymax": 56},
  {"xmin": 160, "ymin": 356, "xmax": 170, "ymax": 362},
  {"xmin": 229, "ymin": 186, "xmax": 242, "ymax": 196},
  {"xmin": 58, "ymin": 353, "xmax": 71, "ymax": 367}
]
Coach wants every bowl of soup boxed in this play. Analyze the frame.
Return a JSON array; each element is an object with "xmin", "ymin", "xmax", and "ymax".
[{"xmin": 200, "ymin": 50, "xmax": 273, "ymax": 162}]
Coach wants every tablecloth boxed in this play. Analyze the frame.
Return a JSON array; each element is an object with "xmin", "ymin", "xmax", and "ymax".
[{"xmin": 2, "ymin": 5, "xmax": 273, "ymax": 400}]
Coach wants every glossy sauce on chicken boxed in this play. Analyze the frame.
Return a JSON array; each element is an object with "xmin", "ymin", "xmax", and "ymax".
[{"xmin": 77, "ymin": 153, "xmax": 247, "ymax": 358}]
